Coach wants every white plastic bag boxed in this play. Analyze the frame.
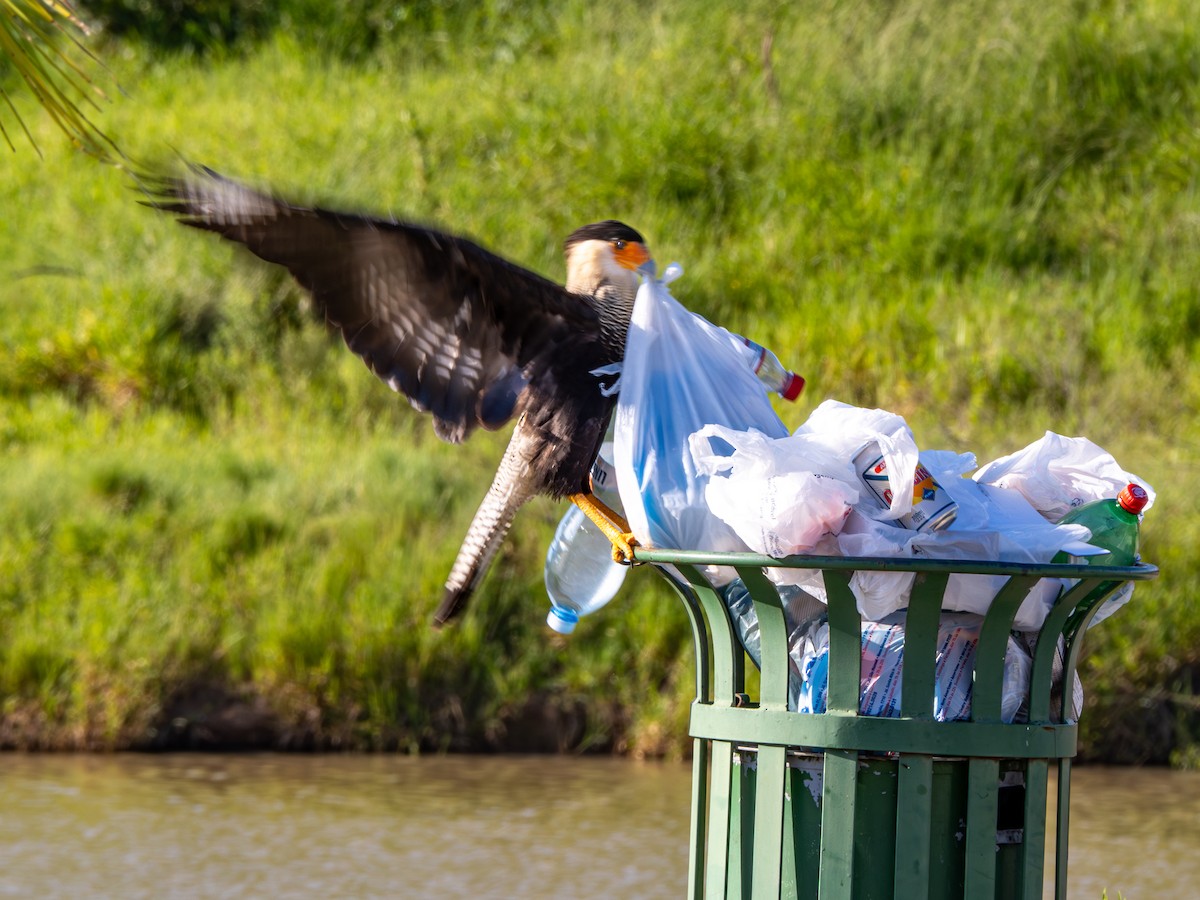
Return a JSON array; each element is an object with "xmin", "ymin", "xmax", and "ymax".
[
  {"xmin": 973, "ymin": 431, "xmax": 1155, "ymax": 520},
  {"xmin": 801, "ymin": 508, "xmax": 1077, "ymax": 629},
  {"xmin": 835, "ymin": 476, "xmax": 1084, "ymax": 628},
  {"xmin": 974, "ymin": 431, "xmax": 1155, "ymax": 629},
  {"xmin": 689, "ymin": 424, "xmax": 859, "ymax": 557},
  {"xmin": 711, "ymin": 404, "xmax": 1084, "ymax": 628},
  {"xmin": 794, "ymin": 400, "xmax": 922, "ymax": 523},
  {"xmin": 611, "ymin": 265, "xmax": 787, "ymax": 562}
]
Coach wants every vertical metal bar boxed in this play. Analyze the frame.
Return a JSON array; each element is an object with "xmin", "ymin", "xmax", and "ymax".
[
  {"xmin": 1049, "ymin": 584, "xmax": 1120, "ymax": 900},
  {"xmin": 893, "ymin": 755, "xmax": 934, "ymax": 898},
  {"xmin": 1055, "ymin": 758, "xmax": 1072, "ymax": 900},
  {"xmin": 1021, "ymin": 759, "xmax": 1049, "ymax": 900},
  {"xmin": 1060, "ymin": 584, "xmax": 1116, "ymax": 720},
  {"xmin": 688, "ymin": 736, "xmax": 710, "ymax": 900},
  {"xmin": 781, "ymin": 761, "xmax": 800, "ymax": 900},
  {"xmin": 657, "ymin": 564, "xmax": 714, "ymax": 704},
  {"xmin": 729, "ymin": 750, "xmax": 749, "ymax": 898},
  {"xmin": 707, "ymin": 739, "xmax": 736, "ymax": 900},
  {"xmin": 1028, "ymin": 579, "xmax": 1102, "ymax": 723},
  {"xmin": 817, "ymin": 569, "xmax": 860, "ymax": 899},
  {"xmin": 818, "ymin": 749, "xmax": 858, "ymax": 900},
  {"xmin": 821, "ymin": 570, "xmax": 861, "ymax": 714},
  {"xmin": 677, "ymin": 563, "xmax": 746, "ymax": 703},
  {"xmin": 892, "ymin": 572, "xmax": 944, "ymax": 898},
  {"xmin": 734, "ymin": 568, "xmax": 788, "ymax": 897},
  {"xmin": 901, "ymin": 571, "xmax": 947, "ymax": 718},
  {"xmin": 687, "ymin": 581, "xmax": 715, "ymax": 704},
  {"xmin": 672, "ymin": 562, "xmax": 749, "ymax": 898},
  {"xmin": 736, "ymin": 566, "xmax": 790, "ymax": 710},
  {"xmin": 658, "ymin": 566, "xmax": 718, "ymax": 898},
  {"xmin": 963, "ymin": 758, "xmax": 1000, "ymax": 898},
  {"xmin": 753, "ymin": 744, "xmax": 787, "ymax": 900},
  {"xmin": 973, "ymin": 575, "xmax": 1039, "ymax": 721}
]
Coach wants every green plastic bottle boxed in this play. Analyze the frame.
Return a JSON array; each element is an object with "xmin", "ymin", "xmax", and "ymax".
[{"xmin": 1053, "ymin": 483, "xmax": 1149, "ymax": 565}]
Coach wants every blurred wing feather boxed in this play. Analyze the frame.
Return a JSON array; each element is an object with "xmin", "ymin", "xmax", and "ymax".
[{"xmin": 147, "ymin": 166, "xmax": 599, "ymax": 442}]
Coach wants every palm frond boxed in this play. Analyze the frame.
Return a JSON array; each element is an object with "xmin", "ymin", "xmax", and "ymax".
[{"xmin": 0, "ymin": 0, "xmax": 119, "ymax": 159}]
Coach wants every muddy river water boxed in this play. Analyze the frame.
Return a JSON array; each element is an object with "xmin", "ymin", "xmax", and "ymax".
[{"xmin": 0, "ymin": 754, "xmax": 1195, "ymax": 898}]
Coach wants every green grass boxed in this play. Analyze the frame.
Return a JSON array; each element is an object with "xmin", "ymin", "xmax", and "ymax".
[{"xmin": 1, "ymin": 0, "xmax": 1198, "ymax": 759}]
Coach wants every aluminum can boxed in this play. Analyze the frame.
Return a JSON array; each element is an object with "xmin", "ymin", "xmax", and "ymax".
[{"xmin": 854, "ymin": 443, "xmax": 958, "ymax": 532}]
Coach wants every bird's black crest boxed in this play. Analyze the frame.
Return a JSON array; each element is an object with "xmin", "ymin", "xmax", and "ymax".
[{"xmin": 563, "ymin": 220, "xmax": 645, "ymax": 251}]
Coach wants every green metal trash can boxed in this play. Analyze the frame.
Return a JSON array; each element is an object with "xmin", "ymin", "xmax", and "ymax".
[{"xmin": 631, "ymin": 549, "xmax": 1157, "ymax": 900}]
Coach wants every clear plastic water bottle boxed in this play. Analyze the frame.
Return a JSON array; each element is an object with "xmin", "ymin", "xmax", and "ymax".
[
  {"xmin": 544, "ymin": 444, "xmax": 628, "ymax": 634},
  {"xmin": 737, "ymin": 337, "xmax": 805, "ymax": 401},
  {"xmin": 1053, "ymin": 483, "xmax": 1148, "ymax": 565}
]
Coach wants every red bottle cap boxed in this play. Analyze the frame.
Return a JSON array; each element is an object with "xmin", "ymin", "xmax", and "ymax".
[
  {"xmin": 781, "ymin": 373, "xmax": 805, "ymax": 402},
  {"xmin": 1117, "ymin": 483, "xmax": 1148, "ymax": 514}
]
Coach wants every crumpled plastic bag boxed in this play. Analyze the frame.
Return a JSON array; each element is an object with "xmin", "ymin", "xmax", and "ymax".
[
  {"xmin": 793, "ymin": 400, "xmax": 922, "ymax": 523},
  {"xmin": 816, "ymin": 472, "xmax": 1085, "ymax": 628},
  {"xmin": 689, "ymin": 423, "xmax": 859, "ymax": 557},
  {"xmin": 695, "ymin": 402, "xmax": 1088, "ymax": 628},
  {"xmin": 685, "ymin": 398, "xmax": 933, "ymax": 563},
  {"xmin": 974, "ymin": 431, "xmax": 1156, "ymax": 628},
  {"xmin": 610, "ymin": 264, "xmax": 787, "ymax": 579},
  {"xmin": 973, "ymin": 431, "xmax": 1155, "ymax": 520}
]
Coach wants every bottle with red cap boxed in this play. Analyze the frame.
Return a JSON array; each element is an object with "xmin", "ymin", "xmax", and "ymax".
[
  {"xmin": 1053, "ymin": 483, "xmax": 1149, "ymax": 566},
  {"xmin": 738, "ymin": 337, "xmax": 805, "ymax": 401}
]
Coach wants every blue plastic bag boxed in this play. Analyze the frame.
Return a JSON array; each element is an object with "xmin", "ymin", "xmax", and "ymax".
[{"xmin": 610, "ymin": 264, "xmax": 787, "ymax": 559}]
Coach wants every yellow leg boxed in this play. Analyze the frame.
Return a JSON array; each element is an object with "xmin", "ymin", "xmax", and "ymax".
[{"xmin": 569, "ymin": 493, "xmax": 638, "ymax": 564}]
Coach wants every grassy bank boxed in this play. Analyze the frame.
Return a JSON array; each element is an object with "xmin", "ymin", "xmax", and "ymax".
[{"xmin": 1, "ymin": 0, "xmax": 1197, "ymax": 762}]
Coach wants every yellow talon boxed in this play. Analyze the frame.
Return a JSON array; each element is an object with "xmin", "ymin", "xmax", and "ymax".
[{"xmin": 569, "ymin": 492, "xmax": 638, "ymax": 564}]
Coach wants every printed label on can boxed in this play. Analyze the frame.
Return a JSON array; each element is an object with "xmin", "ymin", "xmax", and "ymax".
[
  {"xmin": 854, "ymin": 444, "xmax": 957, "ymax": 532},
  {"xmin": 590, "ymin": 456, "xmax": 616, "ymax": 493}
]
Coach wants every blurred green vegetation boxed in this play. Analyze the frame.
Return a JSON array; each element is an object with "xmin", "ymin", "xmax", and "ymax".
[{"xmin": 1, "ymin": 0, "xmax": 1197, "ymax": 761}]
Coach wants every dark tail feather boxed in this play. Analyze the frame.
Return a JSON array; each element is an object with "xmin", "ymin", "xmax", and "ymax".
[{"xmin": 433, "ymin": 441, "xmax": 536, "ymax": 627}]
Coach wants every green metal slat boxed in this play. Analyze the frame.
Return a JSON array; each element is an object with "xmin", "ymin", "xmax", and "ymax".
[
  {"xmin": 901, "ymin": 572, "xmax": 947, "ymax": 718},
  {"xmin": 688, "ymin": 704, "xmax": 1077, "ymax": 759},
  {"xmin": 964, "ymin": 758, "xmax": 1001, "ymax": 898},
  {"xmin": 659, "ymin": 565, "xmax": 714, "ymax": 706},
  {"xmin": 822, "ymin": 570, "xmax": 861, "ymax": 714},
  {"xmin": 1055, "ymin": 758, "xmax": 1072, "ymax": 900},
  {"xmin": 893, "ymin": 754, "xmax": 934, "ymax": 898},
  {"xmin": 753, "ymin": 745, "xmax": 788, "ymax": 900},
  {"xmin": 688, "ymin": 736, "xmax": 709, "ymax": 900},
  {"xmin": 892, "ymin": 574, "xmax": 943, "ymax": 900},
  {"xmin": 1021, "ymin": 759, "xmax": 1050, "ymax": 900},
  {"xmin": 787, "ymin": 755, "xmax": 824, "ymax": 900},
  {"xmin": 737, "ymin": 566, "xmax": 791, "ymax": 711},
  {"xmin": 1027, "ymin": 578, "xmax": 1105, "ymax": 722},
  {"xmin": 677, "ymin": 563, "xmax": 746, "ymax": 703},
  {"xmin": 1063, "ymin": 579, "xmax": 1122, "ymax": 645},
  {"xmin": 729, "ymin": 750, "xmax": 751, "ymax": 898},
  {"xmin": 973, "ymin": 575, "xmax": 1040, "ymax": 722},
  {"xmin": 818, "ymin": 750, "xmax": 858, "ymax": 900},
  {"xmin": 780, "ymin": 769, "xmax": 800, "ymax": 900},
  {"xmin": 706, "ymin": 739, "xmax": 736, "ymax": 899},
  {"xmin": 1060, "ymin": 593, "xmax": 1114, "ymax": 723}
]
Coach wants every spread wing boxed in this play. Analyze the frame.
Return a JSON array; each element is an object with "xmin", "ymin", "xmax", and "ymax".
[{"xmin": 145, "ymin": 165, "xmax": 600, "ymax": 442}]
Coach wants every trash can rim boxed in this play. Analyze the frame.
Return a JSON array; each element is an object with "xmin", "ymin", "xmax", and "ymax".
[{"xmin": 628, "ymin": 548, "xmax": 1158, "ymax": 581}]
